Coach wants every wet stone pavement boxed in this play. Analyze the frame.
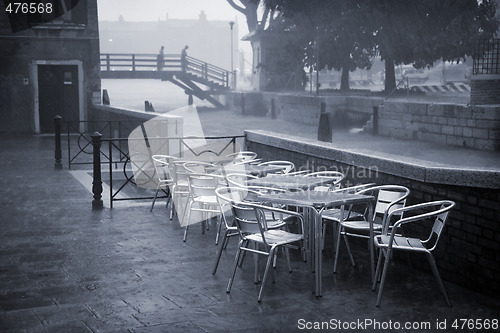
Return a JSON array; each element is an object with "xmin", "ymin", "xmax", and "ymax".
[{"xmin": 0, "ymin": 135, "xmax": 499, "ymax": 333}]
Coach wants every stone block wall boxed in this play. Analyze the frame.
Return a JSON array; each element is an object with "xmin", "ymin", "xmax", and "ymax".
[
  {"xmin": 245, "ymin": 130, "xmax": 500, "ymax": 297},
  {"xmin": 227, "ymin": 91, "xmax": 381, "ymax": 128},
  {"xmin": 470, "ymin": 77, "xmax": 500, "ymax": 105},
  {"xmin": 379, "ymin": 101, "xmax": 500, "ymax": 151}
]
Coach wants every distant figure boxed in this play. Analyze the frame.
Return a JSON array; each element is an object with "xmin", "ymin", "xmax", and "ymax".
[
  {"xmin": 157, "ymin": 46, "xmax": 164, "ymax": 71},
  {"xmin": 181, "ymin": 45, "xmax": 189, "ymax": 72}
]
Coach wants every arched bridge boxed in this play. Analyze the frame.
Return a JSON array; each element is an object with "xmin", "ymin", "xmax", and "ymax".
[{"xmin": 100, "ymin": 53, "xmax": 234, "ymax": 108}]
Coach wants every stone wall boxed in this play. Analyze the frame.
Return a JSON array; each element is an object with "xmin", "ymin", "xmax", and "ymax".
[
  {"xmin": 229, "ymin": 91, "xmax": 381, "ymax": 129},
  {"xmin": 470, "ymin": 77, "xmax": 500, "ymax": 105},
  {"xmin": 245, "ymin": 130, "xmax": 500, "ymax": 297},
  {"xmin": 379, "ymin": 101, "xmax": 500, "ymax": 151}
]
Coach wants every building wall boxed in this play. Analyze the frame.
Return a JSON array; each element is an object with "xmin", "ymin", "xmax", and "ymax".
[
  {"xmin": 0, "ymin": 0, "xmax": 101, "ymax": 134},
  {"xmin": 245, "ymin": 130, "xmax": 500, "ymax": 298}
]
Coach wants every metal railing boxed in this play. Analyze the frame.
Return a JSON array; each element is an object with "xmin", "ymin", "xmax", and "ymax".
[
  {"xmin": 54, "ymin": 116, "xmax": 244, "ymax": 208},
  {"xmin": 473, "ymin": 38, "xmax": 500, "ymax": 75}
]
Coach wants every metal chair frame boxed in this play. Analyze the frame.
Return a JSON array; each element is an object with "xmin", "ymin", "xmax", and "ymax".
[{"xmin": 372, "ymin": 200, "xmax": 455, "ymax": 307}]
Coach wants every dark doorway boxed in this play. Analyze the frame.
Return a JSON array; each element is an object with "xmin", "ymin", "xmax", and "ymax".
[{"xmin": 38, "ymin": 65, "xmax": 79, "ymax": 133}]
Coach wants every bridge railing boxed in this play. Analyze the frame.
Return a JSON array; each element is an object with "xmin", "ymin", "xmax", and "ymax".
[
  {"xmin": 186, "ymin": 56, "xmax": 232, "ymax": 88},
  {"xmin": 100, "ymin": 53, "xmax": 233, "ymax": 88}
]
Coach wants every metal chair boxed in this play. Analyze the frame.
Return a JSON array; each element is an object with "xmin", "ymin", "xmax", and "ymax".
[
  {"xmin": 225, "ymin": 173, "xmax": 258, "ymax": 188},
  {"xmin": 183, "ymin": 173, "xmax": 224, "ymax": 242},
  {"xmin": 227, "ymin": 201, "xmax": 305, "ymax": 302},
  {"xmin": 257, "ymin": 160, "xmax": 295, "ymax": 174},
  {"xmin": 212, "ymin": 186, "xmax": 276, "ymax": 275},
  {"xmin": 150, "ymin": 155, "xmax": 175, "ymax": 212},
  {"xmin": 183, "ymin": 161, "xmax": 215, "ymax": 174},
  {"xmin": 320, "ymin": 183, "xmax": 376, "ymax": 249},
  {"xmin": 169, "ymin": 159, "xmax": 191, "ymax": 221},
  {"xmin": 332, "ymin": 185, "xmax": 410, "ymax": 282},
  {"xmin": 303, "ymin": 171, "xmax": 345, "ymax": 192},
  {"xmin": 372, "ymin": 200, "xmax": 455, "ymax": 307},
  {"xmin": 225, "ymin": 151, "xmax": 258, "ymax": 164}
]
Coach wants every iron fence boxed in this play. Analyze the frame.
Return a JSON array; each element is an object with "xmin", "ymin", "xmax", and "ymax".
[{"xmin": 473, "ymin": 39, "xmax": 500, "ymax": 75}]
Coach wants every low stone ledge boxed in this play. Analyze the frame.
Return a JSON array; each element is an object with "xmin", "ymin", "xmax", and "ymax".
[{"xmin": 245, "ymin": 130, "xmax": 500, "ymax": 189}]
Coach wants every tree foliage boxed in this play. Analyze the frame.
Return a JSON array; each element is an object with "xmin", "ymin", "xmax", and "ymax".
[{"xmin": 232, "ymin": 0, "xmax": 499, "ymax": 93}]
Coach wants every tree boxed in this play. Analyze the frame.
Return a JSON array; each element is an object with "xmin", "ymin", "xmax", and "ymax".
[
  {"xmin": 371, "ymin": 0, "xmax": 499, "ymax": 92},
  {"xmin": 226, "ymin": 0, "xmax": 261, "ymax": 32},
  {"xmin": 264, "ymin": 0, "xmax": 376, "ymax": 90}
]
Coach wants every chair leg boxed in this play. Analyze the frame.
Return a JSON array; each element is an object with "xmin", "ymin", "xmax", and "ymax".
[
  {"xmin": 285, "ymin": 247, "xmax": 292, "ymax": 272},
  {"xmin": 375, "ymin": 249, "xmax": 392, "ymax": 307},
  {"xmin": 212, "ymin": 229, "xmax": 230, "ymax": 275},
  {"xmin": 333, "ymin": 223, "xmax": 343, "ymax": 273},
  {"xmin": 183, "ymin": 200, "xmax": 194, "ymax": 242},
  {"xmin": 227, "ymin": 240, "xmax": 244, "ymax": 293},
  {"xmin": 258, "ymin": 246, "xmax": 277, "ymax": 302},
  {"xmin": 343, "ymin": 234, "xmax": 355, "ymax": 267},
  {"xmin": 427, "ymin": 253, "xmax": 452, "ymax": 307},
  {"xmin": 215, "ymin": 216, "xmax": 224, "ymax": 245},
  {"xmin": 372, "ymin": 249, "xmax": 385, "ymax": 291},
  {"xmin": 150, "ymin": 185, "xmax": 161, "ymax": 212}
]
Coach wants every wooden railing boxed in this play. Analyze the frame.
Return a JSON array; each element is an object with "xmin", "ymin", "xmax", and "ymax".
[{"xmin": 100, "ymin": 53, "xmax": 233, "ymax": 88}]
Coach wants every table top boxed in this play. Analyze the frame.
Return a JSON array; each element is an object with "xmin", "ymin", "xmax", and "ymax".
[
  {"xmin": 247, "ymin": 174, "xmax": 331, "ymax": 190},
  {"xmin": 258, "ymin": 190, "xmax": 375, "ymax": 209}
]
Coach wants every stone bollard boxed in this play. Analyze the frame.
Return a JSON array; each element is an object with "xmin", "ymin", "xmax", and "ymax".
[
  {"xmin": 54, "ymin": 115, "xmax": 62, "ymax": 170},
  {"xmin": 317, "ymin": 102, "xmax": 332, "ymax": 142},
  {"xmin": 372, "ymin": 106, "xmax": 379, "ymax": 136},
  {"xmin": 91, "ymin": 132, "xmax": 104, "ymax": 210},
  {"xmin": 102, "ymin": 89, "xmax": 110, "ymax": 105},
  {"xmin": 241, "ymin": 92, "xmax": 246, "ymax": 115},
  {"xmin": 270, "ymin": 98, "xmax": 277, "ymax": 119}
]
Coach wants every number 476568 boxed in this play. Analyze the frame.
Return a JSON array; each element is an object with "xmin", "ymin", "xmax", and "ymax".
[
  {"xmin": 452, "ymin": 319, "xmax": 498, "ymax": 330},
  {"xmin": 5, "ymin": 2, "xmax": 53, "ymax": 14}
]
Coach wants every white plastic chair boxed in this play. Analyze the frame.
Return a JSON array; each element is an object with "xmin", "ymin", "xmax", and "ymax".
[
  {"xmin": 227, "ymin": 201, "xmax": 305, "ymax": 302},
  {"xmin": 372, "ymin": 200, "xmax": 455, "ymax": 307}
]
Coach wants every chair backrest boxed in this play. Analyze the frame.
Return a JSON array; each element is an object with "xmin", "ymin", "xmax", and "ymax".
[
  {"xmin": 151, "ymin": 155, "xmax": 175, "ymax": 183},
  {"xmin": 171, "ymin": 160, "xmax": 190, "ymax": 184},
  {"xmin": 183, "ymin": 161, "xmax": 215, "ymax": 174},
  {"xmin": 258, "ymin": 160, "xmax": 295, "ymax": 174},
  {"xmin": 333, "ymin": 183, "xmax": 377, "ymax": 194},
  {"xmin": 358, "ymin": 185, "xmax": 410, "ymax": 223},
  {"xmin": 226, "ymin": 173, "xmax": 258, "ymax": 188},
  {"xmin": 226, "ymin": 151, "xmax": 258, "ymax": 163},
  {"xmin": 232, "ymin": 201, "xmax": 305, "ymax": 244},
  {"xmin": 303, "ymin": 171, "xmax": 345, "ymax": 191},
  {"xmin": 187, "ymin": 173, "xmax": 221, "ymax": 198},
  {"xmin": 385, "ymin": 200, "xmax": 455, "ymax": 251},
  {"xmin": 231, "ymin": 202, "xmax": 262, "ymax": 235}
]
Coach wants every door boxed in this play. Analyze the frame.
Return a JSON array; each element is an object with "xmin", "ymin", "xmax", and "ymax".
[{"xmin": 38, "ymin": 65, "xmax": 79, "ymax": 133}]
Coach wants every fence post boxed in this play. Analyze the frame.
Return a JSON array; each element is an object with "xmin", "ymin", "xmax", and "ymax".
[
  {"xmin": 91, "ymin": 132, "xmax": 104, "ymax": 209},
  {"xmin": 54, "ymin": 115, "xmax": 63, "ymax": 169},
  {"xmin": 372, "ymin": 106, "xmax": 379, "ymax": 136}
]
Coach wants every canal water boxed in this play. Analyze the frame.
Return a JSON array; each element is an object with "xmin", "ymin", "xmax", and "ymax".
[{"xmin": 101, "ymin": 79, "xmax": 214, "ymax": 112}]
